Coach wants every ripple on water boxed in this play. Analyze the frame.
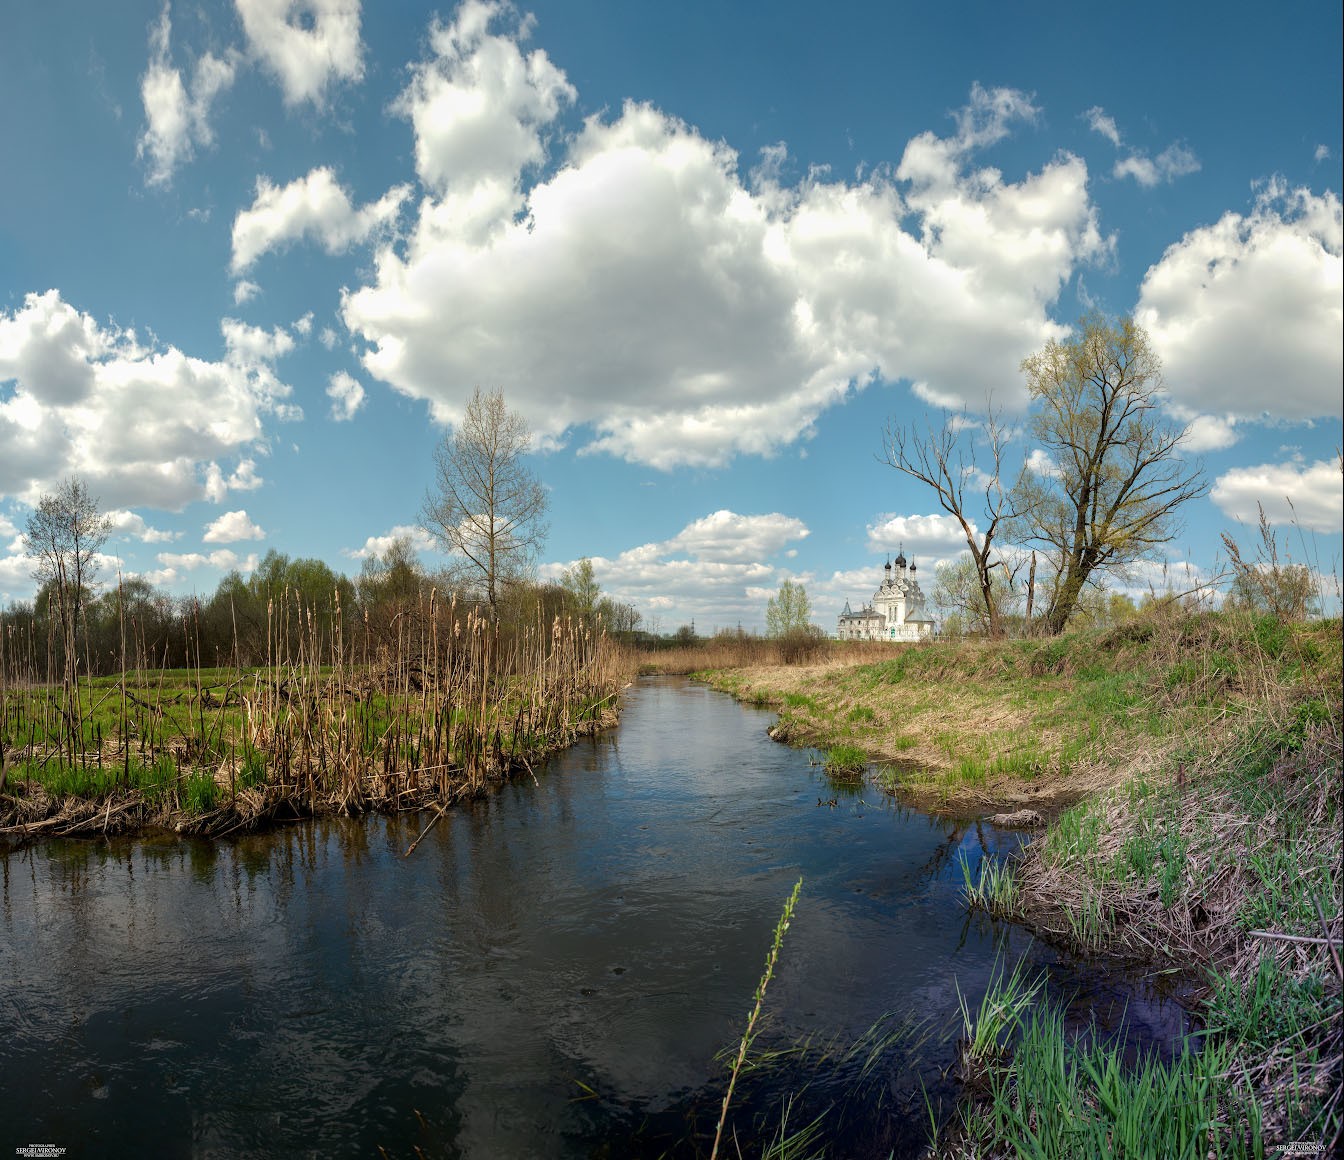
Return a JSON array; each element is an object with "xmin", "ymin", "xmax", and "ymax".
[{"xmin": 0, "ymin": 676, "xmax": 1191, "ymax": 1157}]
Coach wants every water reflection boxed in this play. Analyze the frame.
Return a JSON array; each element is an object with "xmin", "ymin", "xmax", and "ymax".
[{"xmin": 0, "ymin": 676, "xmax": 1189, "ymax": 1157}]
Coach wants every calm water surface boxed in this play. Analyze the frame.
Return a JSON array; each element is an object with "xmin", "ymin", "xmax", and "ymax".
[{"xmin": 1, "ymin": 677, "xmax": 1188, "ymax": 1157}]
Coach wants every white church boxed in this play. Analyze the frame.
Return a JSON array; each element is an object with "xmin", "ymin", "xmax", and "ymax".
[{"xmin": 837, "ymin": 551, "xmax": 936, "ymax": 642}]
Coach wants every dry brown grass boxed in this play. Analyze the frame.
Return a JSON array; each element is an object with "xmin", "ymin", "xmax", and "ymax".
[
  {"xmin": 636, "ymin": 637, "xmax": 917, "ymax": 675},
  {"xmin": 698, "ymin": 656, "xmax": 1128, "ymax": 813}
]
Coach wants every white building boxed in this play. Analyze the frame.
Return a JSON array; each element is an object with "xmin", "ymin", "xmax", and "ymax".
[{"xmin": 837, "ymin": 552, "xmax": 935, "ymax": 642}]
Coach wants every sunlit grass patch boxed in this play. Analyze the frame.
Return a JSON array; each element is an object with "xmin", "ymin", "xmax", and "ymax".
[
  {"xmin": 974, "ymin": 1005, "xmax": 1247, "ymax": 1158},
  {"xmin": 823, "ymin": 744, "xmax": 867, "ymax": 778},
  {"xmin": 954, "ymin": 958, "xmax": 1044, "ymax": 1084},
  {"xmin": 182, "ymin": 771, "xmax": 221, "ymax": 813},
  {"xmin": 959, "ymin": 856, "xmax": 1019, "ymax": 918}
]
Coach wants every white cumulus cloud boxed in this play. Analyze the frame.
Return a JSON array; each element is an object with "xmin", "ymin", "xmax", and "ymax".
[
  {"xmin": 541, "ymin": 510, "xmax": 811, "ymax": 629},
  {"xmin": 1114, "ymin": 144, "xmax": 1200, "ymax": 188},
  {"xmin": 343, "ymin": 524, "xmax": 437, "ymax": 560},
  {"xmin": 231, "ymin": 167, "xmax": 410, "ymax": 274},
  {"xmin": 157, "ymin": 548, "xmax": 260, "ymax": 573},
  {"xmin": 1083, "ymin": 106, "xmax": 1199, "ymax": 189},
  {"xmin": 865, "ymin": 513, "xmax": 978, "ymax": 556},
  {"xmin": 0, "ymin": 290, "xmax": 296, "ymax": 510},
  {"xmin": 1211, "ymin": 457, "xmax": 1344, "ymax": 534},
  {"xmin": 326, "ymin": 370, "xmax": 365, "ymax": 421},
  {"xmin": 1084, "ymin": 106, "xmax": 1122, "ymax": 147},
  {"xmin": 107, "ymin": 509, "xmax": 179, "ymax": 543},
  {"xmin": 137, "ymin": 4, "xmax": 237, "ymax": 186},
  {"xmin": 203, "ymin": 509, "xmax": 266, "ymax": 543},
  {"xmin": 342, "ymin": 6, "xmax": 1108, "ymax": 470},
  {"xmin": 1136, "ymin": 183, "xmax": 1343, "ymax": 423},
  {"xmin": 235, "ymin": 0, "xmax": 363, "ymax": 107}
]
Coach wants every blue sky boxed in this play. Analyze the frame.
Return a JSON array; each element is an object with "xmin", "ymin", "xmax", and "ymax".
[{"xmin": 2, "ymin": 0, "xmax": 1340, "ymax": 632}]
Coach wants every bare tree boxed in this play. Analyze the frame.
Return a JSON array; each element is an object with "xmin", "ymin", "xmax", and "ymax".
[
  {"xmin": 882, "ymin": 408, "xmax": 1023, "ymax": 638},
  {"xmin": 1020, "ymin": 314, "xmax": 1207, "ymax": 634},
  {"xmin": 25, "ymin": 477, "xmax": 111, "ymax": 681},
  {"xmin": 421, "ymin": 388, "xmax": 549, "ymax": 618}
]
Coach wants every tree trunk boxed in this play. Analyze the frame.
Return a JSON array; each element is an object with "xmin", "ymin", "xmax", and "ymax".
[{"xmin": 1025, "ymin": 551, "xmax": 1037, "ymax": 631}]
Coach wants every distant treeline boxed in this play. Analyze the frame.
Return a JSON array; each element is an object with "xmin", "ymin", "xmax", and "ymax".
[{"xmin": 1, "ymin": 546, "xmax": 646, "ymax": 680}]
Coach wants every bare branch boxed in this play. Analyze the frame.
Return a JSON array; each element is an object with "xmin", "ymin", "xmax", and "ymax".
[{"xmin": 420, "ymin": 388, "xmax": 549, "ymax": 617}]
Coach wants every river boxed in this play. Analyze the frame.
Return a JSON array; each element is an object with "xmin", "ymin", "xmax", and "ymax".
[{"xmin": 1, "ymin": 676, "xmax": 1189, "ymax": 1157}]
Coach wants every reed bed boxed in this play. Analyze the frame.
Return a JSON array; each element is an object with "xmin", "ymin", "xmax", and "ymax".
[
  {"xmin": 636, "ymin": 636, "xmax": 919, "ymax": 676},
  {"xmin": 0, "ymin": 588, "xmax": 633, "ymax": 843}
]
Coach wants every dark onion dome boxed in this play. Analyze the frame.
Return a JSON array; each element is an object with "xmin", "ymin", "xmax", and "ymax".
[
  {"xmin": 894, "ymin": 551, "xmax": 907, "ymax": 567},
  {"xmin": 909, "ymin": 561, "xmax": 917, "ymax": 572}
]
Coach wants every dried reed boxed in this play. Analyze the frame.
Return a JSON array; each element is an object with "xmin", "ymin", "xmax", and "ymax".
[{"xmin": 1, "ymin": 587, "xmax": 634, "ymax": 842}]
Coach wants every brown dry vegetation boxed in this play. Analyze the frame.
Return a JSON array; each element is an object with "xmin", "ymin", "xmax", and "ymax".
[
  {"xmin": 1, "ymin": 593, "xmax": 635, "ymax": 844},
  {"xmin": 637, "ymin": 635, "xmax": 913, "ymax": 675}
]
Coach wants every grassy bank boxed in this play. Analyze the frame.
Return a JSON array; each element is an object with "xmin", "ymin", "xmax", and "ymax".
[
  {"xmin": 695, "ymin": 612, "xmax": 1340, "ymax": 815},
  {"xmin": 687, "ymin": 609, "xmax": 1342, "ymax": 1155},
  {"xmin": 1, "ymin": 596, "xmax": 633, "ymax": 842}
]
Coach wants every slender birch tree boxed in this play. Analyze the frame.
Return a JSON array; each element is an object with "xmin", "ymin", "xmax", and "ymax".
[
  {"xmin": 421, "ymin": 388, "xmax": 549, "ymax": 618},
  {"xmin": 25, "ymin": 476, "xmax": 110, "ymax": 682}
]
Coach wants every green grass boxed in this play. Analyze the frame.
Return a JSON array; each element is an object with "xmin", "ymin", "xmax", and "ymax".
[
  {"xmin": 973, "ymin": 1006, "xmax": 1248, "ymax": 1159},
  {"xmin": 18, "ymin": 753, "xmax": 180, "ymax": 803},
  {"xmin": 959, "ymin": 856, "xmax": 1019, "ymax": 917},
  {"xmin": 942, "ymin": 957, "xmax": 1275, "ymax": 1158},
  {"xmin": 1206, "ymin": 952, "xmax": 1329, "ymax": 1056},
  {"xmin": 182, "ymin": 771, "xmax": 221, "ymax": 813},
  {"xmin": 955, "ymin": 958, "xmax": 1044, "ymax": 1076},
  {"xmin": 237, "ymin": 749, "xmax": 268, "ymax": 790},
  {"xmin": 822, "ymin": 744, "xmax": 867, "ymax": 776},
  {"xmin": 1040, "ymin": 799, "xmax": 1105, "ymax": 864}
]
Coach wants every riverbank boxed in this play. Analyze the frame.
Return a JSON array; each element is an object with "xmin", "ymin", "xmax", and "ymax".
[
  {"xmin": 1, "ymin": 615, "xmax": 634, "ymax": 845},
  {"xmin": 693, "ymin": 610, "xmax": 1343, "ymax": 1154}
]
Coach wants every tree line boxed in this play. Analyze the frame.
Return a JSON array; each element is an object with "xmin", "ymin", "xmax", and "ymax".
[
  {"xmin": 4, "ymin": 389, "xmax": 641, "ymax": 680},
  {"xmin": 2, "ymin": 535, "xmax": 640, "ymax": 681}
]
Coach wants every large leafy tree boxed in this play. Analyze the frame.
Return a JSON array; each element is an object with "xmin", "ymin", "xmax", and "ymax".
[
  {"xmin": 422, "ymin": 388, "xmax": 549, "ymax": 618},
  {"xmin": 1020, "ymin": 315, "xmax": 1207, "ymax": 634}
]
